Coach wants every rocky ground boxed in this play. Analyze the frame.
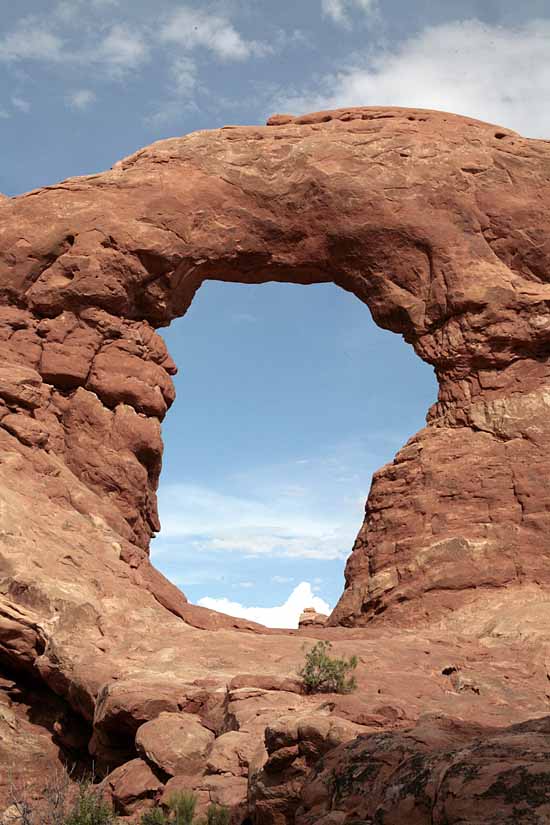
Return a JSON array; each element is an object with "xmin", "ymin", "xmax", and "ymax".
[{"xmin": 2, "ymin": 106, "xmax": 550, "ymax": 822}]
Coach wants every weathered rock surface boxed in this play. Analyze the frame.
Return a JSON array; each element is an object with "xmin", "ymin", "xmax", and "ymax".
[
  {"xmin": 2, "ymin": 106, "xmax": 550, "ymax": 821},
  {"xmin": 297, "ymin": 714, "xmax": 550, "ymax": 825},
  {"xmin": 135, "ymin": 712, "xmax": 215, "ymax": 777},
  {"xmin": 102, "ymin": 758, "xmax": 163, "ymax": 816},
  {"xmin": 251, "ymin": 712, "xmax": 367, "ymax": 824}
]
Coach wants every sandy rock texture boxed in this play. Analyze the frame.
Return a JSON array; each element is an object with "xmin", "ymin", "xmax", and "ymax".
[
  {"xmin": 1, "ymin": 107, "xmax": 550, "ymax": 821},
  {"xmin": 297, "ymin": 714, "xmax": 550, "ymax": 825}
]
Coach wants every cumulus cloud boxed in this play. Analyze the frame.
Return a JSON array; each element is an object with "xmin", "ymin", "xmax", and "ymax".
[
  {"xmin": 198, "ymin": 581, "xmax": 331, "ymax": 628},
  {"xmin": 275, "ymin": 19, "xmax": 550, "ymax": 139},
  {"xmin": 67, "ymin": 89, "xmax": 97, "ymax": 110},
  {"xmin": 321, "ymin": 0, "xmax": 378, "ymax": 26},
  {"xmin": 159, "ymin": 6, "xmax": 269, "ymax": 60}
]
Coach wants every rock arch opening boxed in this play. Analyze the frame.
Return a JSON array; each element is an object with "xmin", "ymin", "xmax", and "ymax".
[{"xmin": 152, "ymin": 279, "xmax": 437, "ymax": 625}]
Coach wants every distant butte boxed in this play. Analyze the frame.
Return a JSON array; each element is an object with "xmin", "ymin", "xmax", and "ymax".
[{"xmin": 2, "ymin": 107, "xmax": 550, "ymax": 823}]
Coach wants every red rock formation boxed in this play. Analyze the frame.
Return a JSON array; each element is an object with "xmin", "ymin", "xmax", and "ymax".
[
  {"xmin": 296, "ymin": 714, "xmax": 550, "ymax": 824},
  {"xmin": 298, "ymin": 608, "xmax": 328, "ymax": 628},
  {"xmin": 2, "ymin": 106, "xmax": 550, "ymax": 625},
  {"xmin": 2, "ymin": 107, "xmax": 550, "ymax": 822}
]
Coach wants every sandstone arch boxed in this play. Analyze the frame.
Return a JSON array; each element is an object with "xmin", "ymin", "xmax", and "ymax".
[{"xmin": 1, "ymin": 105, "xmax": 550, "ymax": 635}]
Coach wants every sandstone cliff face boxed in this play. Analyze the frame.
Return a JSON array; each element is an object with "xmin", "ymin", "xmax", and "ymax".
[{"xmin": 2, "ymin": 107, "xmax": 550, "ymax": 822}]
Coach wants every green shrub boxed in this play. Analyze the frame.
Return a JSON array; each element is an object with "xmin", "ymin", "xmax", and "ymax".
[
  {"xmin": 168, "ymin": 791, "xmax": 197, "ymax": 825},
  {"xmin": 203, "ymin": 804, "xmax": 230, "ymax": 825},
  {"xmin": 298, "ymin": 640, "xmax": 358, "ymax": 694},
  {"xmin": 140, "ymin": 795, "xmax": 230, "ymax": 825},
  {"xmin": 140, "ymin": 808, "xmax": 168, "ymax": 825},
  {"xmin": 63, "ymin": 783, "xmax": 116, "ymax": 825},
  {"xmin": 7, "ymin": 768, "xmax": 117, "ymax": 825}
]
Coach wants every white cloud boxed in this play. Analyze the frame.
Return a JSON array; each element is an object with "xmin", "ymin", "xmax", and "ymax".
[
  {"xmin": 160, "ymin": 7, "xmax": 269, "ymax": 61},
  {"xmin": 0, "ymin": 107, "xmax": 10, "ymax": 120},
  {"xmin": 198, "ymin": 581, "xmax": 331, "ymax": 628},
  {"xmin": 0, "ymin": 14, "xmax": 148, "ymax": 74},
  {"xmin": 155, "ymin": 480, "xmax": 361, "ymax": 561},
  {"xmin": 67, "ymin": 89, "xmax": 97, "ymax": 110},
  {"xmin": 272, "ymin": 575, "xmax": 295, "ymax": 584},
  {"xmin": 97, "ymin": 24, "xmax": 149, "ymax": 71},
  {"xmin": 171, "ymin": 56, "xmax": 198, "ymax": 97},
  {"xmin": 237, "ymin": 581, "xmax": 255, "ymax": 589},
  {"xmin": 321, "ymin": 0, "xmax": 377, "ymax": 26},
  {"xmin": 11, "ymin": 96, "xmax": 30, "ymax": 113},
  {"xmin": 0, "ymin": 21, "xmax": 64, "ymax": 62},
  {"xmin": 154, "ymin": 438, "xmax": 395, "ymax": 565},
  {"xmin": 275, "ymin": 19, "xmax": 550, "ymax": 139}
]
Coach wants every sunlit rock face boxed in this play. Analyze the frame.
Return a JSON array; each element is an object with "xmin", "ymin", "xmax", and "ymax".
[{"xmin": 2, "ymin": 106, "xmax": 550, "ymax": 628}]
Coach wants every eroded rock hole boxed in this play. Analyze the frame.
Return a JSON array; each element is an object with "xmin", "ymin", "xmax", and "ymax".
[{"xmin": 153, "ymin": 280, "xmax": 436, "ymax": 628}]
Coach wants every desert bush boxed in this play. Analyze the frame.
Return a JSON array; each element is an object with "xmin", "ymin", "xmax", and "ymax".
[
  {"xmin": 5, "ymin": 772, "xmax": 116, "ymax": 825},
  {"xmin": 140, "ymin": 808, "xmax": 167, "ymax": 825},
  {"xmin": 201, "ymin": 804, "xmax": 230, "ymax": 825},
  {"xmin": 167, "ymin": 792, "xmax": 197, "ymax": 825},
  {"xmin": 298, "ymin": 640, "xmax": 358, "ymax": 694},
  {"xmin": 63, "ymin": 782, "xmax": 116, "ymax": 825},
  {"xmin": 139, "ymin": 796, "xmax": 230, "ymax": 825}
]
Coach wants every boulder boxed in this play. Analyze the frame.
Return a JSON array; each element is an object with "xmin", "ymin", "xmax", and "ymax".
[
  {"xmin": 298, "ymin": 608, "xmax": 328, "ymax": 628},
  {"xmin": 102, "ymin": 758, "xmax": 163, "ymax": 816},
  {"xmin": 135, "ymin": 712, "xmax": 215, "ymax": 777},
  {"xmin": 206, "ymin": 731, "xmax": 258, "ymax": 777}
]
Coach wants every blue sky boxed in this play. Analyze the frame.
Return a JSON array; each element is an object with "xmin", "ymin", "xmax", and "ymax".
[{"xmin": 2, "ymin": 0, "xmax": 548, "ymax": 625}]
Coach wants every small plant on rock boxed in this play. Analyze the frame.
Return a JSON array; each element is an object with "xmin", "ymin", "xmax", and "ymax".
[
  {"xmin": 140, "ymin": 808, "xmax": 168, "ymax": 825},
  {"xmin": 139, "ymin": 793, "xmax": 229, "ymax": 825},
  {"xmin": 298, "ymin": 640, "xmax": 358, "ymax": 694},
  {"xmin": 7, "ymin": 771, "xmax": 116, "ymax": 825},
  {"xmin": 168, "ymin": 792, "xmax": 197, "ymax": 825},
  {"xmin": 62, "ymin": 781, "xmax": 117, "ymax": 825},
  {"xmin": 199, "ymin": 804, "xmax": 231, "ymax": 825}
]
